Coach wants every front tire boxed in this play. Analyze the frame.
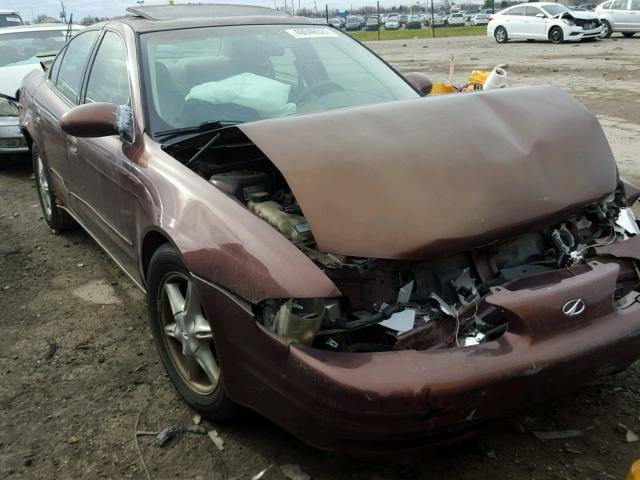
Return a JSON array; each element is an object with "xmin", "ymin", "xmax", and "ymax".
[
  {"xmin": 32, "ymin": 144, "xmax": 75, "ymax": 234},
  {"xmin": 494, "ymin": 26, "xmax": 508, "ymax": 43},
  {"xmin": 549, "ymin": 26, "xmax": 564, "ymax": 44},
  {"xmin": 147, "ymin": 244, "xmax": 237, "ymax": 421},
  {"xmin": 600, "ymin": 20, "xmax": 612, "ymax": 38}
]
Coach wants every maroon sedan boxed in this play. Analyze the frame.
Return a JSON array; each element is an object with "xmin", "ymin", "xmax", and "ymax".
[{"xmin": 19, "ymin": 4, "xmax": 640, "ymax": 452}]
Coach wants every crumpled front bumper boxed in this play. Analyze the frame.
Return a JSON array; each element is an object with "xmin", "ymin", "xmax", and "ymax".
[
  {"xmin": 566, "ymin": 25, "xmax": 603, "ymax": 40},
  {"xmin": 198, "ymin": 246, "xmax": 640, "ymax": 453}
]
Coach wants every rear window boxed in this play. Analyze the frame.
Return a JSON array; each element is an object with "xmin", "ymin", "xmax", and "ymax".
[{"xmin": 0, "ymin": 14, "xmax": 23, "ymax": 27}]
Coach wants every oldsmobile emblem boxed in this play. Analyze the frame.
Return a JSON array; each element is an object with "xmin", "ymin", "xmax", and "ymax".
[{"xmin": 562, "ymin": 298, "xmax": 586, "ymax": 317}]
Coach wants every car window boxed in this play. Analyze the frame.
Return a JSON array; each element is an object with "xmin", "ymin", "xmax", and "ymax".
[
  {"xmin": 525, "ymin": 6, "xmax": 543, "ymax": 16},
  {"xmin": 507, "ymin": 6, "xmax": 525, "ymax": 15},
  {"xmin": 55, "ymin": 30, "xmax": 99, "ymax": 104},
  {"xmin": 48, "ymin": 46, "xmax": 66, "ymax": 83},
  {"xmin": 85, "ymin": 31, "xmax": 130, "ymax": 106},
  {"xmin": 610, "ymin": 0, "xmax": 627, "ymax": 8},
  {"xmin": 0, "ymin": 14, "xmax": 22, "ymax": 27},
  {"xmin": 631, "ymin": 0, "xmax": 640, "ymax": 9}
]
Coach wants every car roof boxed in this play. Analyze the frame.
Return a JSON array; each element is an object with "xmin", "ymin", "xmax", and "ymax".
[
  {"xmin": 0, "ymin": 23, "xmax": 84, "ymax": 34},
  {"xmin": 108, "ymin": 4, "xmax": 320, "ymax": 33},
  {"xmin": 0, "ymin": 10, "xmax": 20, "ymax": 14}
]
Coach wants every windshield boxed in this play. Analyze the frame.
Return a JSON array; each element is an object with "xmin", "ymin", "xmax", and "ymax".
[
  {"xmin": 0, "ymin": 29, "xmax": 71, "ymax": 67},
  {"xmin": 141, "ymin": 24, "xmax": 419, "ymax": 137},
  {"xmin": 541, "ymin": 4, "xmax": 571, "ymax": 15}
]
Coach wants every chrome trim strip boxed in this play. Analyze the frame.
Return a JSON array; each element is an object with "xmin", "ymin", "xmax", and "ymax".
[
  {"xmin": 190, "ymin": 273, "xmax": 255, "ymax": 317},
  {"xmin": 69, "ymin": 192, "xmax": 134, "ymax": 247},
  {"xmin": 59, "ymin": 205, "xmax": 146, "ymax": 293}
]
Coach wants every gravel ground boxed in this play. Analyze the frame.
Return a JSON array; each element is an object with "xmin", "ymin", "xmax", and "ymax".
[{"xmin": 1, "ymin": 35, "xmax": 640, "ymax": 480}]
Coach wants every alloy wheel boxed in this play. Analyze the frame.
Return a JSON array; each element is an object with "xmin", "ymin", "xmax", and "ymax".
[
  {"xmin": 158, "ymin": 272, "xmax": 220, "ymax": 395},
  {"xmin": 36, "ymin": 154, "xmax": 52, "ymax": 219}
]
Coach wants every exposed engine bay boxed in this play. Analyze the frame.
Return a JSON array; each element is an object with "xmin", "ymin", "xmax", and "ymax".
[{"xmin": 166, "ymin": 127, "xmax": 640, "ymax": 354}]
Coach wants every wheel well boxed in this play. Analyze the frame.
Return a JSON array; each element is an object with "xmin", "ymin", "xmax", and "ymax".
[
  {"xmin": 20, "ymin": 128, "xmax": 33, "ymax": 150},
  {"xmin": 141, "ymin": 231, "xmax": 170, "ymax": 281}
]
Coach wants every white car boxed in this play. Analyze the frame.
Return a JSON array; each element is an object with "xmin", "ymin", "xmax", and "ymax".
[
  {"xmin": 0, "ymin": 23, "xmax": 83, "ymax": 159},
  {"xmin": 488, "ymin": 2, "xmax": 602, "ymax": 43},
  {"xmin": 445, "ymin": 12, "xmax": 466, "ymax": 25},
  {"xmin": 595, "ymin": 0, "xmax": 640, "ymax": 38},
  {"xmin": 471, "ymin": 13, "xmax": 490, "ymax": 25},
  {"xmin": 384, "ymin": 16, "xmax": 400, "ymax": 30}
]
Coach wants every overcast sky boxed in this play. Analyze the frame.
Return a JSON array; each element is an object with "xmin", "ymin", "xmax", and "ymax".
[{"xmin": 1, "ymin": 0, "xmax": 474, "ymax": 22}]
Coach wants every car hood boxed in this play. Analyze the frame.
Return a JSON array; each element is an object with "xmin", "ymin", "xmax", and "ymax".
[
  {"xmin": 0, "ymin": 64, "xmax": 42, "ymax": 98},
  {"xmin": 239, "ymin": 86, "xmax": 617, "ymax": 260}
]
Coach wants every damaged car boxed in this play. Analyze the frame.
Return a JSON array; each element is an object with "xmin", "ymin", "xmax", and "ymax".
[
  {"xmin": 488, "ymin": 2, "xmax": 602, "ymax": 43},
  {"xmin": 20, "ymin": 4, "xmax": 640, "ymax": 452}
]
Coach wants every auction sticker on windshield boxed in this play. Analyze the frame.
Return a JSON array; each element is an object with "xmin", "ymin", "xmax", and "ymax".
[{"xmin": 286, "ymin": 27, "xmax": 339, "ymax": 38}]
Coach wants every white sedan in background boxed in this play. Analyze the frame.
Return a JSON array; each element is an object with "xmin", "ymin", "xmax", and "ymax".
[{"xmin": 488, "ymin": 2, "xmax": 602, "ymax": 43}]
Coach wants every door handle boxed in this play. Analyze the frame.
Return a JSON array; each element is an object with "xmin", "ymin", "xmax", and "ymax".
[{"xmin": 67, "ymin": 136, "xmax": 78, "ymax": 154}]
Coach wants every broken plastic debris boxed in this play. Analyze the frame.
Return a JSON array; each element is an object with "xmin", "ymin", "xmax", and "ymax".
[
  {"xmin": 532, "ymin": 430, "xmax": 582, "ymax": 441},
  {"xmin": 207, "ymin": 430, "xmax": 224, "ymax": 451},
  {"xmin": 192, "ymin": 414, "xmax": 202, "ymax": 425},
  {"xmin": 396, "ymin": 280, "xmax": 414, "ymax": 304},
  {"xmin": 67, "ymin": 436, "xmax": 78, "ymax": 444},
  {"xmin": 380, "ymin": 309, "xmax": 415, "ymax": 332},
  {"xmin": 155, "ymin": 424, "xmax": 182, "ymax": 446},
  {"xmin": 618, "ymin": 423, "xmax": 639, "ymax": 443},
  {"xmin": 280, "ymin": 464, "xmax": 311, "ymax": 480}
]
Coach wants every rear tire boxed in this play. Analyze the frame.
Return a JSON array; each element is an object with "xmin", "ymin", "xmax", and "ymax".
[
  {"xmin": 147, "ymin": 244, "xmax": 237, "ymax": 421},
  {"xmin": 494, "ymin": 26, "xmax": 508, "ymax": 43},
  {"xmin": 32, "ymin": 144, "xmax": 75, "ymax": 234},
  {"xmin": 600, "ymin": 20, "xmax": 612, "ymax": 38},
  {"xmin": 622, "ymin": 32, "xmax": 635, "ymax": 37},
  {"xmin": 549, "ymin": 26, "xmax": 564, "ymax": 44}
]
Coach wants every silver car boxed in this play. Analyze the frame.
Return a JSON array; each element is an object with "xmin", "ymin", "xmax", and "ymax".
[
  {"xmin": 0, "ymin": 23, "xmax": 83, "ymax": 161},
  {"xmin": 595, "ymin": 0, "xmax": 640, "ymax": 37}
]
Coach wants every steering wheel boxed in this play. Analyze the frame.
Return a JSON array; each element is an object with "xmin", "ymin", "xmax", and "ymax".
[{"xmin": 296, "ymin": 80, "xmax": 344, "ymax": 103}]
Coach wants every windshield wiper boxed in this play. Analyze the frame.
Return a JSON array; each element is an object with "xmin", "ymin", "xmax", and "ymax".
[{"xmin": 155, "ymin": 120, "xmax": 242, "ymax": 143}]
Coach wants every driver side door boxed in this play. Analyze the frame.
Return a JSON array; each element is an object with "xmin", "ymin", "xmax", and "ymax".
[{"xmin": 67, "ymin": 30, "xmax": 139, "ymax": 274}]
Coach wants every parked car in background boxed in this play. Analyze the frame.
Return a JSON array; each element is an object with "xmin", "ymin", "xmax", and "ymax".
[
  {"xmin": 21, "ymin": 2, "xmax": 640, "ymax": 455},
  {"xmin": 471, "ymin": 12, "xmax": 490, "ymax": 25},
  {"xmin": 0, "ymin": 23, "xmax": 83, "ymax": 161},
  {"xmin": 428, "ymin": 13, "xmax": 446, "ymax": 26},
  {"xmin": 595, "ymin": 0, "xmax": 640, "ymax": 38},
  {"xmin": 573, "ymin": 3, "xmax": 598, "ymax": 10},
  {"xmin": 365, "ymin": 16, "xmax": 380, "ymax": 30},
  {"xmin": 406, "ymin": 15, "xmax": 423, "ymax": 28},
  {"xmin": 0, "ymin": 10, "xmax": 23, "ymax": 27},
  {"xmin": 328, "ymin": 17, "xmax": 344, "ymax": 29},
  {"xmin": 488, "ymin": 2, "xmax": 602, "ymax": 43},
  {"xmin": 384, "ymin": 16, "xmax": 400, "ymax": 29},
  {"xmin": 345, "ymin": 15, "xmax": 362, "ymax": 30},
  {"xmin": 399, "ymin": 14, "xmax": 409, "ymax": 25},
  {"xmin": 445, "ymin": 12, "xmax": 466, "ymax": 25}
]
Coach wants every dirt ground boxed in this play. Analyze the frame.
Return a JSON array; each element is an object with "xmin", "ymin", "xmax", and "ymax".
[{"xmin": 1, "ymin": 35, "xmax": 640, "ymax": 480}]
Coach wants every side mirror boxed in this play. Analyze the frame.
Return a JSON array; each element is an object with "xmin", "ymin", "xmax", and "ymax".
[
  {"xmin": 60, "ymin": 102, "xmax": 132, "ymax": 139},
  {"xmin": 536, "ymin": 13, "xmax": 545, "ymax": 17},
  {"xmin": 404, "ymin": 71, "xmax": 433, "ymax": 96}
]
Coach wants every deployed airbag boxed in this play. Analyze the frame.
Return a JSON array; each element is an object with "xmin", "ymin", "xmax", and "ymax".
[
  {"xmin": 239, "ymin": 86, "xmax": 618, "ymax": 259},
  {"xmin": 186, "ymin": 72, "xmax": 296, "ymax": 117}
]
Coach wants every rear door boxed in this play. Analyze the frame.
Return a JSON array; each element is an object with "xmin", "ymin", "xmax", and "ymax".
[
  {"xmin": 627, "ymin": 0, "xmax": 640, "ymax": 29},
  {"xmin": 35, "ymin": 29, "xmax": 99, "ymax": 208},
  {"xmin": 69, "ymin": 29, "xmax": 138, "ymax": 273},
  {"xmin": 523, "ymin": 6, "xmax": 547, "ymax": 37},
  {"xmin": 608, "ymin": 0, "xmax": 631, "ymax": 27},
  {"xmin": 503, "ymin": 6, "xmax": 526, "ymax": 36}
]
